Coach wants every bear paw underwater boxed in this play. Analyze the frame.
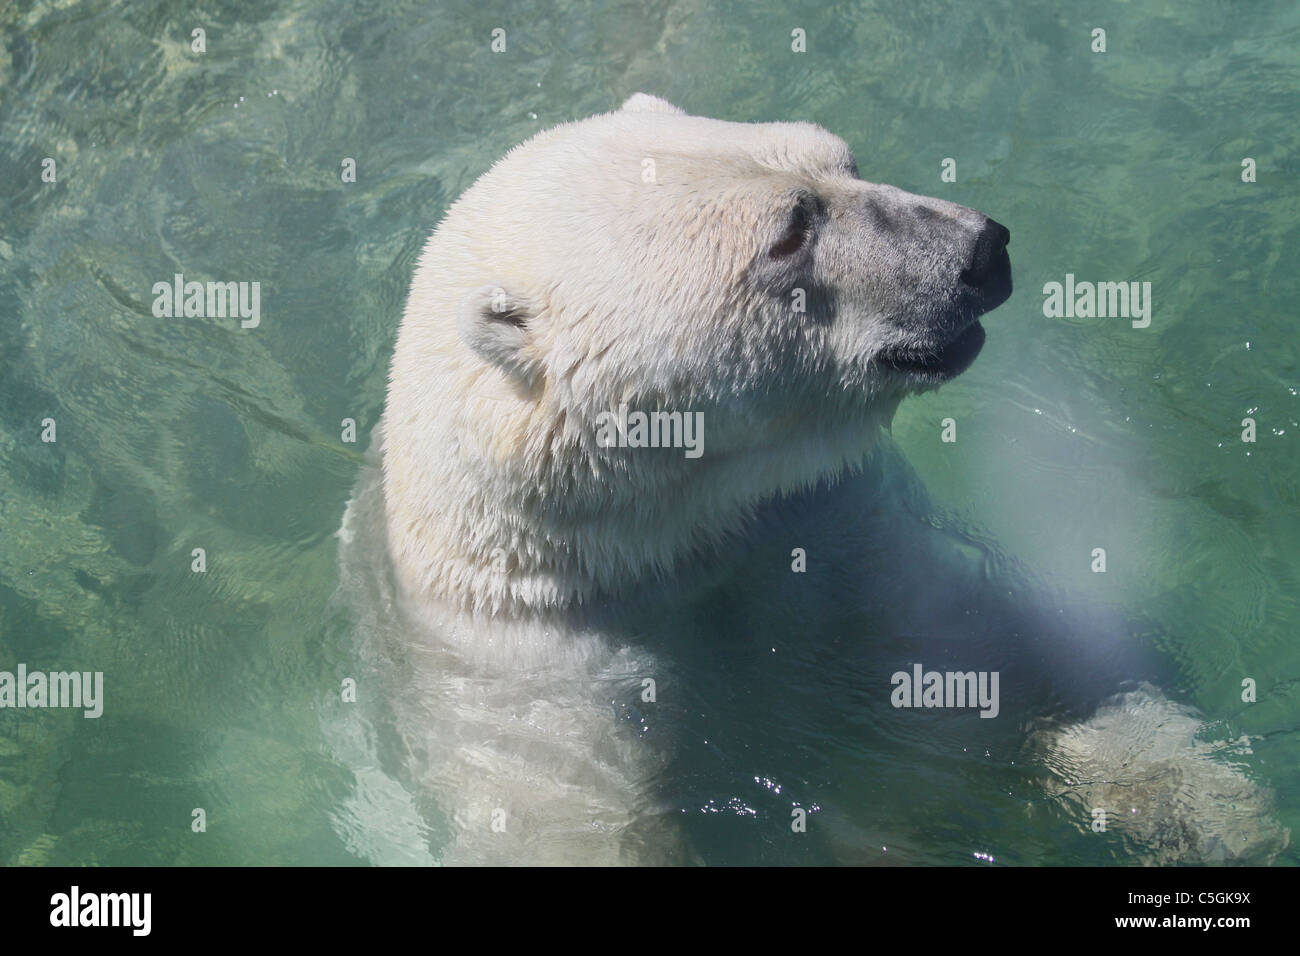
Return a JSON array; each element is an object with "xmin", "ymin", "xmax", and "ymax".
[{"xmin": 1035, "ymin": 683, "xmax": 1289, "ymax": 865}]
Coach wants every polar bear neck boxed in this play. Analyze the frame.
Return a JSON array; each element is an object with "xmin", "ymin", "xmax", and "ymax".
[{"xmin": 380, "ymin": 396, "xmax": 889, "ymax": 618}]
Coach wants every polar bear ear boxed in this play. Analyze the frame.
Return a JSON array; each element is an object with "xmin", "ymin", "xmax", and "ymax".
[
  {"xmin": 457, "ymin": 285, "xmax": 543, "ymax": 394},
  {"xmin": 620, "ymin": 93, "xmax": 686, "ymax": 115}
]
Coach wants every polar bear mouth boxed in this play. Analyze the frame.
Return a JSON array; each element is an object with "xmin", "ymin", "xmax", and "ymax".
[{"xmin": 879, "ymin": 320, "xmax": 986, "ymax": 380}]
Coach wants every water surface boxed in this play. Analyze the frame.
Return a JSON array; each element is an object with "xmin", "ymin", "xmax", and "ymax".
[{"xmin": 0, "ymin": 0, "xmax": 1296, "ymax": 865}]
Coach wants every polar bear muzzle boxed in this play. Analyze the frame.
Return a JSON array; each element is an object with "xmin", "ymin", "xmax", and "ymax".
[{"xmin": 867, "ymin": 208, "xmax": 1011, "ymax": 384}]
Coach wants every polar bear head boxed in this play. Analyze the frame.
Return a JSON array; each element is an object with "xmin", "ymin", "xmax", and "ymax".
[{"xmin": 383, "ymin": 95, "xmax": 1011, "ymax": 615}]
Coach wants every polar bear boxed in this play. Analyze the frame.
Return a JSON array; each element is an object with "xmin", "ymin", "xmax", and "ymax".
[
  {"xmin": 382, "ymin": 93, "xmax": 1009, "ymax": 618},
  {"xmin": 338, "ymin": 94, "xmax": 1283, "ymax": 865}
]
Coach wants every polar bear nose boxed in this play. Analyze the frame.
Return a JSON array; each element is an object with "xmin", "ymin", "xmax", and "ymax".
[{"xmin": 959, "ymin": 219, "xmax": 1011, "ymax": 291}]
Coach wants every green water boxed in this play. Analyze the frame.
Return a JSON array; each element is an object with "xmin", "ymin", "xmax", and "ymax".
[{"xmin": 0, "ymin": 0, "xmax": 1296, "ymax": 865}]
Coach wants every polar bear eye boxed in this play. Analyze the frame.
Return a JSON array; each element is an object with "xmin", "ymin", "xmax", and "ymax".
[{"xmin": 768, "ymin": 199, "xmax": 816, "ymax": 259}]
